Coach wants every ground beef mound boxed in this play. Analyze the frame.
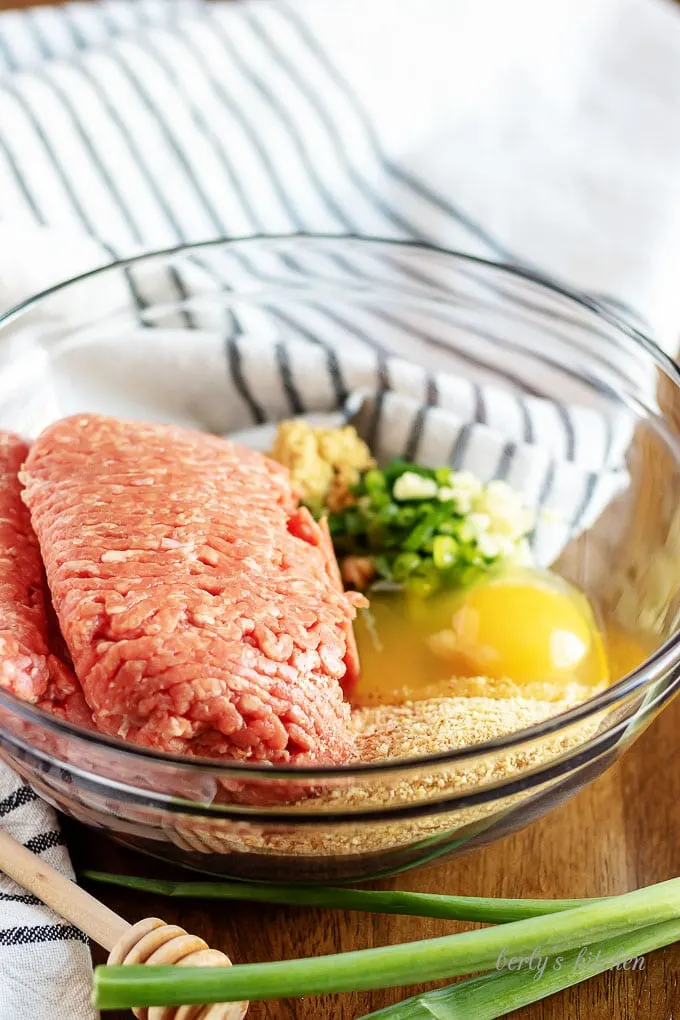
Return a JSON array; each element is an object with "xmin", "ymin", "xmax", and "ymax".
[
  {"xmin": 0, "ymin": 433, "xmax": 50, "ymax": 703},
  {"xmin": 0, "ymin": 431, "xmax": 90, "ymax": 725},
  {"xmin": 20, "ymin": 415, "xmax": 359, "ymax": 764}
]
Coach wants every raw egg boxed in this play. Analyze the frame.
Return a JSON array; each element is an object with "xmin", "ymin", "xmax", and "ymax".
[
  {"xmin": 352, "ymin": 568, "xmax": 611, "ymax": 707},
  {"xmin": 427, "ymin": 569, "xmax": 609, "ymax": 690}
]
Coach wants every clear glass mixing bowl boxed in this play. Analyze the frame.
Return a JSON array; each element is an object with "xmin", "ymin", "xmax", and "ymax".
[{"xmin": 0, "ymin": 236, "xmax": 679, "ymax": 883}]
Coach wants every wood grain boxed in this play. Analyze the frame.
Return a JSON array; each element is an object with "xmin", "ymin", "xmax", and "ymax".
[
  {"xmin": 1, "ymin": 0, "xmax": 678, "ymax": 1015},
  {"xmin": 66, "ymin": 689, "xmax": 680, "ymax": 1020}
]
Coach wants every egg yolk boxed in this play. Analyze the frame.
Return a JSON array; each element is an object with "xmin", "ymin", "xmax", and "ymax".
[
  {"xmin": 430, "ymin": 570, "xmax": 609, "ymax": 689},
  {"xmin": 351, "ymin": 569, "xmax": 613, "ymax": 707}
]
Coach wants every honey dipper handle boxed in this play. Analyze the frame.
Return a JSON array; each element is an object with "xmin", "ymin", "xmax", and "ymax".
[{"xmin": 0, "ymin": 828, "xmax": 130, "ymax": 950}]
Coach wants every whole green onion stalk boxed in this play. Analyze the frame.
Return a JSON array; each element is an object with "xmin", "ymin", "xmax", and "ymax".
[
  {"xmin": 361, "ymin": 919, "xmax": 680, "ymax": 1019},
  {"xmin": 83, "ymin": 871, "xmax": 605, "ymax": 924},
  {"xmin": 93, "ymin": 877, "xmax": 680, "ymax": 1011}
]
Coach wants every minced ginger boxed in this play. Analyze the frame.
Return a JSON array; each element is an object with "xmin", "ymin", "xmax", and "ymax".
[{"xmin": 271, "ymin": 420, "xmax": 374, "ymax": 513}]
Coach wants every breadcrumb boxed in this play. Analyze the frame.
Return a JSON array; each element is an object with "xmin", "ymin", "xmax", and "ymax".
[
  {"xmin": 442, "ymin": 673, "xmax": 606, "ymax": 704},
  {"xmin": 166, "ymin": 692, "xmax": 601, "ymax": 860}
]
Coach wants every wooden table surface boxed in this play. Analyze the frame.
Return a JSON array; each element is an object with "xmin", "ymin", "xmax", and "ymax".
[
  {"xmin": 1, "ymin": 0, "xmax": 679, "ymax": 1016},
  {"xmin": 65, "ymin": 690, "xmax": 680, "ymax": 1020}
]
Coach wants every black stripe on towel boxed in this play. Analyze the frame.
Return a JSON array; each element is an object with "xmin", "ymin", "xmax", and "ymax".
[
  {"xmin": 34, "ymin": 69, "xmax": 145, "ymax": 247},
  {"xmin": 1, "ymin": 80, "xmax": 102, "ymax": 239},
  {"xmin": 225, "ymin": 320, "xmax": 267, "ymax": 425},
  {"xmin": 104, "ymin": 45, "xmax": 227, "ymax": 236},
  {"xmin": 331, "ymin": 246, "xmax": 644, "ymax": 392},
  {"xmin": 518, "ymin": 397, "xmax": 534, "ymax": 444},
  {"xmin": 0, "ymin": 785, "xmax": 37, "ymax": 819},
  {"xmin": 356, "ymin": 359, "xmax": 392, "ymax": 454},
  {"xmin": 305, "ymin": 302, "xmax": 391, "ymax": 356},
  {"xmin": 403, "ymin": 375, "xmax": 438, "ymax": 462},
  {"xmin": 179, "ymin": 30, "xmax": 303, "ymax": 231},
  {"xmin": 71, "ymin": 59, "xmax": 187, "ymax": 242},
  {"xmin": 449, "ymin": 423, "xmax": 473, "ymax": 469},
  {"xmin": 275, "ymin": 340, "xmax": 305, "ymax": 415},
  {"xmin": 0, "ymin": 924, "xmax": 88, "ymax": 946},
  {"xmin": 23, "ymin": 830, "xmax": 65, "ymax": 855},
  {"xmin": 0, "ymin": 27, "xmax": 18, "ymax": 75},
  {"xmin": 554, "ymin": 401, "xmax": 576, "ymax": 461},
  {"xmin": 601, "ymin": 410, "xmax": 614, "ymax": 470},
  {"xmin": 0, "ymin": 126, "xmax": 47, "ymax": 223},
  {"xmin": 60, "ymin": 4, "xmax": 90, "ymax": 51},
  {"xmin": 495, "ymin": 439, "xmax": 516, "ymax": 481},
  {"xmin": 211, "ymin": 13, "xmax": 356, "ymax": 234},
  {"xmin": 536, "ymin": 458, "xmax": 556, "ymax": 513},
  {"xmin": 23, "ymin": 8, "xmax": 54, "ymax": 62},
  {"xmin": 262, "ymin": 304, "xmax": 349, "ymax": 409},
  {"xmin": 473, "ymin": 384, "xmax": 487, "ymax": 425},
  {"xmin": 243, "ymin": 7, "xmax": 389, "ymax": 234},
  {"xmin": 278, "ymin": 0, "xmax": 516, "ymax": 260},
  {"xmin": 0, "ymin": 893, "xmax": 42, "ymax": 905},
  {"xmin": 570, "ymin": 470, "xmax": 599, "ymax": 534},
  {"xmin": 141, "ymin": 33, "xmax": 262, "ymax": 236}
]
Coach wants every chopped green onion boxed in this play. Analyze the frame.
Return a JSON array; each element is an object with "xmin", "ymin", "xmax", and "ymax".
[
  {"xmin": 433, "ymin": 535, "xmax": 458, "ymax": 569},
  {"xmin": 376, "ymin": 503, "xmax": 400, "ymax": 524},
  {"xmin": 328, "ymin": 515, "xmax": 345, "ymax": 536},
  {"xmin": 325, "ymin": 459, "xmax": 535, "ymax": 594},
  {"xmin": 395, "ymin": 506, "xmax": 418, "ymax": 527},
  {"xmin": 403, "ymin": 509, "xmax": 442, "ymax": 551},
  {"xmin": 370, "ymin": 491, "xmax": 392, "ymax": 509},
  {"xmin": 393, "ymin": 473, "xmax": 439, "ymax": 502},
  {"xmin": 344, "ymin": 510, "xmax": 363, "ymax": 536},
  {"xmin": 437, "ymin": 520, "xmax": 460, "ymax": 536},
  {"xmin": 364, "ymin": 468, "xmax": 388, "ymax": 492},
  {"xmin": 391, "ymin": 552, "xmax": 423, "ymax": 581},
  {"xmin": 383, "ymin": 460, "xmax": 415, "ymax": 483}
]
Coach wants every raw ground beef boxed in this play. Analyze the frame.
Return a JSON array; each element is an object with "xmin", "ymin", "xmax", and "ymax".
[
  {"xmin": 20, "ymin": 414, "xmax": 360, "ymax": 765},
  {"xmin": 0, "ymin": 431, "xmax": 91, "ymax": 725},
  {"xmin": 0, "ymin": 433, "xmax": 49, "ymax": 703}
]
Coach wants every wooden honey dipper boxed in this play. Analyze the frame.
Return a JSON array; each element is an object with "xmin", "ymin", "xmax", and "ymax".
[{"xmin": 0, "ymin": 828, "xmax": 248, "ymax": 1020}]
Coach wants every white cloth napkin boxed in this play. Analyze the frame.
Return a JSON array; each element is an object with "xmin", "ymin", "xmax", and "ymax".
[{"xmin": 0, "ymin": 2, "xmax": 679, "ymax": 1019}]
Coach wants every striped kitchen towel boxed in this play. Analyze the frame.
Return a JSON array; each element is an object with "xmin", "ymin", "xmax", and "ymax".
[
  {"xmin": 0, "ymin": 762, "xmax": 93, "ymax": 1020},
  {"xmin": 0, "ymin": 2, "xmax": 679, "ymax": 1020}
]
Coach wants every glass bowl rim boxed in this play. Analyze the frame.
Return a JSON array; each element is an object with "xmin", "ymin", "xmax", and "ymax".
[{"xmin": 0, "ymin": 231, "xmax": 679, "ymax": 781}]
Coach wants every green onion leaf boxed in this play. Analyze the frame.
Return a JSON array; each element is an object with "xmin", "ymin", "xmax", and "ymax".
[
  {"xmin": 403, "ymin": 512, "xmax": 439, "ymax": 552},
  {"xmin": 364, "ymin": 468, "xmax": 388, "ymax": 492},
  {"xmin": 376, "ymin": 503, "xmax": 401, "ymax": 525},
  {"xmin": 395, "ymin": 506, "xmax": 418, "ymax": 528},
  {"xmin": 433, "ymin": 535, "xmax": 458, "ymax": 569},
  {"xmin": 391, "ymin": 552, "xmax": 423, "ymax": 581},
  {"xmin": 82, "ymin": 871, "xmax": 604, "ymax": 924},
  {"xmin": 93, "ymin": 878, "xmax": 680, "ymax": 1011},
  {"xmin": 361, "ymin": 919, "xmax": 680, "ymax": 1019},
  {"xmin": 370, "ymin": 491, "xmax": 392, "ymax": 509}
]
